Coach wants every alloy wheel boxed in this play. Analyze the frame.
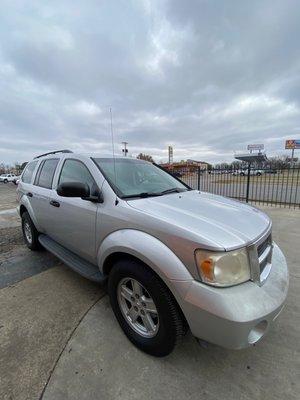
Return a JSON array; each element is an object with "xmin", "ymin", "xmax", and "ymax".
[
  {"xmin": 24, "ymin": 221, "xmax": 32, "ymax": 244},
  {"xmin": 117, "ymin": 277, "xmax": 159, "ymax": 338}
]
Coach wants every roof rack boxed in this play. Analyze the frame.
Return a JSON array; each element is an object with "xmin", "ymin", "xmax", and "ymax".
[{"xmin": 34, "ymin": 149, "xmax": 73, "ymax": 159}]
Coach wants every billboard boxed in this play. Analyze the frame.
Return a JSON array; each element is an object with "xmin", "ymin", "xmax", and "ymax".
[
  {"xmin": 247, "ymin": 144, "xmax": 264, "ymax": 151},
  {"xmin": 285, "ymin": 139, "xmax": 300, "ymax": 149}
]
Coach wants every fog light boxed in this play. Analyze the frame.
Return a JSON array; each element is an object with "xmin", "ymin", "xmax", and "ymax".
[{"xmin": 248, "ymin": 320, "xmax": 268, "ymax": 344}]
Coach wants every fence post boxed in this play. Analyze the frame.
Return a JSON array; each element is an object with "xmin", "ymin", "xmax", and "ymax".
[
  {"xmin": 197, "ymin": 166, "xmax": 201, "ymax": 190},
  {"xmin": 246, "ymin": 162, "xmax": 251, "ymax": 203}
]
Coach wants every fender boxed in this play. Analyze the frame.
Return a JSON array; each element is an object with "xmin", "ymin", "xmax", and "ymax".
[
  {"xmin": 19, "ymin": 195, "xmax": 41, "ymax": 231},
  {"xmin": 97, "ymin": 229, "xmax": 194, "ymax": 286}
]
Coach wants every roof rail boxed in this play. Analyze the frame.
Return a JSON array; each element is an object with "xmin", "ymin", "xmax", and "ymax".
[{"xmin": 34, "ymin": 149, "xmax": 73, "ymax": 159}]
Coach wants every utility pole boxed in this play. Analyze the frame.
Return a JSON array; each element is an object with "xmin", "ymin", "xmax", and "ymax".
[
  {"xmin": 122, "ymin": 141, "xmax": 128, "ymax": 156},
  {"xmin": 291, "ymin": 148, "xmax": 295, "ymax": 168}
]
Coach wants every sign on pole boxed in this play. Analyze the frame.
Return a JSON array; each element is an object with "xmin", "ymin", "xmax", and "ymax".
[
  {"xmin": 247, "ymin": 144, "xmax": 264, "ymax": 151},
  {"xmin": 168, "ymin": 146, "xmax": 173, "ymax": 164},
  {"xmin": 285, "ymin": 139, "xmax": 300, "ymax": 149}
]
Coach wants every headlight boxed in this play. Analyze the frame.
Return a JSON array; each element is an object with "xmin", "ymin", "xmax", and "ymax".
[{"xmin": 195, "ymin": 248, "xmax": 250, "ymax": 287}]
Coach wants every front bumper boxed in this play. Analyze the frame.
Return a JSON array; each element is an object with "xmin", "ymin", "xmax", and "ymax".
[{"xmin": 170, "ymin": 243, "xmax": 289, "ymax": 349}]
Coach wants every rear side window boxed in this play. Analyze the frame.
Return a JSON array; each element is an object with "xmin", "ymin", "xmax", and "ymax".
[
  {"xmin": 59, "ymin": 159, "xmax": 97, "ymax": 193},
  {"xmin": 35, "ymin": 159, "xmax": 59, "ymax": 189},
  {"xmin": 22, "ymin": 161, "xmax": 38, "ymax": 183}
]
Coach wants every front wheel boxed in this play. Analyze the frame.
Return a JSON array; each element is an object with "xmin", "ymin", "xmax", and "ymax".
[
  {"xmin": 4, "ymin": 179, "xmax": 8, "ymax": 183},
  {"xmin": 108, "ymin": 259, "xmax": 186, "ymax": 357}
]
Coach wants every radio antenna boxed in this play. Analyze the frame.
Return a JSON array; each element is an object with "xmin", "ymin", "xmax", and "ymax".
[{"xmin": 109, "ymin": 107, "xmax": 118, "ymax": 204}]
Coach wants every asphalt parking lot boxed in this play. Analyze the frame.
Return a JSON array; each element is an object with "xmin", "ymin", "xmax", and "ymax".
[{"xmin": 0, "ymin": 183, "xmax": 299, "ymax": 400}]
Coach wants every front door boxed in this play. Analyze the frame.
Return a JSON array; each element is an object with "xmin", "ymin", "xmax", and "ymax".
[{"xmin": 46, "ymin": 159, "xmax": 99, "ymax": 264}]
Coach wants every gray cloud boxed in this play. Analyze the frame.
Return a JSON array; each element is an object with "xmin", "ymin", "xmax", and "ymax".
[{"xmin": 0, "ymin": 0, "xmax": 300, "ymax": 165}]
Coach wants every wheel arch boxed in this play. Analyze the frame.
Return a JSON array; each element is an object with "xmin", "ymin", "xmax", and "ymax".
[
  {"xmin": 102, "ymin": 250, "xmax": 190, "ymax": 331},
  {"xmin": 98, "ymin": 229, "xmax": 193, "ymax": 282},
  {"xmin": 20, "ymin": 204, "xmax": 28, "ymax": 216},
  {"xmin": 103, "ymin": 251, "xmax": 147, "ymax": 276},
  {"xmin": 19, "ymin": 198, "xmax": 40, "ymax": 231},
  {"xmin": 98, "ymin": 229, "xmax": 193, "ymax": 324}
]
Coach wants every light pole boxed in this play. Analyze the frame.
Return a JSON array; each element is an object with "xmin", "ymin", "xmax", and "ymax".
[{"xmin": 122, "ymin": 142, "xmax": 128, "ymax": 156}]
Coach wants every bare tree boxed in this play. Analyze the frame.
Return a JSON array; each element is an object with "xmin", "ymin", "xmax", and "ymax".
[{"xmin": 137, "ymin": 153, "xmax": 154, "ymax": 163}]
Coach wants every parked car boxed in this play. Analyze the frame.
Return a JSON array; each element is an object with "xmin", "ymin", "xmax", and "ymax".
[
  {"xmin": 17, "ymin": 150, "xmax": 289, "ymax": 357},
  {"xmin": 264, "ymin": 169, "xmax": 277, "ymax": 174},
  {"xmin": 0, "ymin": 173, "xmax": 19, "ymax": 184},
  {"xmin": 232, "ymin": 169, "xmax": 263, "ymax": 176}
]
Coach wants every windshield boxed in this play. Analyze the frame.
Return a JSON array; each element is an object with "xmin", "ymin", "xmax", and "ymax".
[{"xmin": 93, "ymin": 158, "xmax": 189, "ymax": 198}]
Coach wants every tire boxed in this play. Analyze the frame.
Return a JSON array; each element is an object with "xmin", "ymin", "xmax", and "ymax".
[
  {"xmin": 4, "ymin": 179, "xmax": 8, "ymax": 183},
  {"xmin": 108, "ymin": 259, "xmax": 186, "ymax": 357},
  {"xmin": 21, "ymin": 212, "xmax": 42, "ymax": 250},
  {"xmin": 240, "ymin": 172, "xmax": 245, "ymax": 176},
  {"xmin": 256, "ymin": 172, "xmax": 261, "ymax": 176}
]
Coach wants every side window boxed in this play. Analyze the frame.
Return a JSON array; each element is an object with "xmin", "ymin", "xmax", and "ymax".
[
  {"xmin": 35, "ymin": 159, "xmax": 59, "ymax": 189},
  {"xmin": 22, "ymin": 161, "xmax": 38, "ymax": 184},
  {"xmin": 59, "ymin": 159, "xmax": 97, "ymax": 193}
]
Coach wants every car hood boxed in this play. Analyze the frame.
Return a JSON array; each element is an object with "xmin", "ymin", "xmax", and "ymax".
[{"xmin": 127, "ymin": 190, "xmax": 271, "ymax": 250}]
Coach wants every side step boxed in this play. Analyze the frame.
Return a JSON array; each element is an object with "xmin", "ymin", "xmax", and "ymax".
[{"xmin": 38, "ymin": 234, "xmax": 106, "ymax": 284}]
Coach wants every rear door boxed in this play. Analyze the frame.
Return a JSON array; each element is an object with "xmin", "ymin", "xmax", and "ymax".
[
  {"xmin": 17, "ymin": 160, "xmax": 39, "ymax": 214},
  {"xmin": 30, "ymin": 158, "xmax": 60, "ymax": 231},
  {"xmin": 46, "ymin": 158, "xmax": 99, "ymax": 263}
]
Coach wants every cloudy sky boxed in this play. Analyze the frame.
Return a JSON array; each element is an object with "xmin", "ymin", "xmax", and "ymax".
[{"xmin": 0, "ymin": 0, "xmax": 300, "ymax": 165}]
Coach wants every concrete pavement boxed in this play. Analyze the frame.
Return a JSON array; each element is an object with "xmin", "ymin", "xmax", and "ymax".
[
  {"xmin": 0, "ymin": 183, "xmax": 18, "ymax": 211},
  {"xmin": 0, "ymin": 265, "xmax": 105, "ymax": 400}
]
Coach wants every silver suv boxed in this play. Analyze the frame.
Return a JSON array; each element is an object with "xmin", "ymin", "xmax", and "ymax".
[{"xmin": 17, "ymin": 150, "xmax": 289, "ymax": 356}]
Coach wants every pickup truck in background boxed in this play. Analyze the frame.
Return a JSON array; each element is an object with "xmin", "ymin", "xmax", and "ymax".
[{"xmin": 0, "ymin": 173, "xmax": 20, "ymax": 184}]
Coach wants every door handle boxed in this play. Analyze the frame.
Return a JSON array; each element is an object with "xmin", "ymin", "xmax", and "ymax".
[
  {"xmin": 50, "ymin": 200, "xmax": 60, "ymax": 208},
  {"xmin": 27, "ymin": 192, "xmax": 33, "ymax": 197}
]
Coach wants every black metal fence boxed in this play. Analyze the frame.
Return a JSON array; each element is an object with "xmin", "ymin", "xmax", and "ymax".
[{"xmin": 165, "ymin": 166, "xmax": 300, "ymax": 209}]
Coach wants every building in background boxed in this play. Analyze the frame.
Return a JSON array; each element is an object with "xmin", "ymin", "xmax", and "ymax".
[{"xmin": 161, "ymin": 159, "xmax": 209, "ymax": 173}]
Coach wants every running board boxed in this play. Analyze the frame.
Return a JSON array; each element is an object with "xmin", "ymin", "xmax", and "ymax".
[{"xmin": 38, "ymin": 234, "xmax": 106, "ymax": 284}]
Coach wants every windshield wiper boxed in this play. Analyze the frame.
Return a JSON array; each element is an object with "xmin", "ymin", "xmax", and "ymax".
[
  {"xmin": 122, "ymin": 192, "xmax": 163, "ymax": 199},
  {"xmin": 159, "ymin": 188, "xmax": 186, "ymax": 195},
  {"xmin": 122, "ymin": 188, "xmax": 187, "ymax": 199}
]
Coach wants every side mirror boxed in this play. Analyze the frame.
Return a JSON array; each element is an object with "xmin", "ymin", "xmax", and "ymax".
[
  {"xmin": 57, "ymin": 182, "xmax": 90, "ymax": 198},
  {"xmin": 57, "ymin": 182, "xmax": 104, "ymax": 203}
]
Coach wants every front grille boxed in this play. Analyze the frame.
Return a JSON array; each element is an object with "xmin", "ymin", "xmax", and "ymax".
[
  {"xmin": 257, "ymin": 234, "xmax": 271, "ymax": 258},
  {"xmin": 257, "ymin": 233, "xmax": 273, "ymax": 281},
  {"xmin": 248, "ymin": 229, "xmax": 273, "ymax": 285}
]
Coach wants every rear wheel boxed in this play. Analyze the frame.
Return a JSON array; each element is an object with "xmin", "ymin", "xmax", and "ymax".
[
  {"xmin": 108, "ymin": 259, "xmax": 186, "ymax": 357},
  {"xmin": 21, "ymin": 212, "xmax": 42, "ymax": 251},
  {"xmin": 4, "ymin": 179, "xmax": 8, "ymax": 183}
]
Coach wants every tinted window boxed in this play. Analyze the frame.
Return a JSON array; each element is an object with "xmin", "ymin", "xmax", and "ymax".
[
  {"xmin": 22, "ymin": 161, "xmax": 38, "ymax": 184},
  {"xmin": 36, "ymin": 159, "xmax": 59, "ymax": 189},
  {"xmin": 59, "ymin": 159, "xmax": 97, "ymax": 193}
]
